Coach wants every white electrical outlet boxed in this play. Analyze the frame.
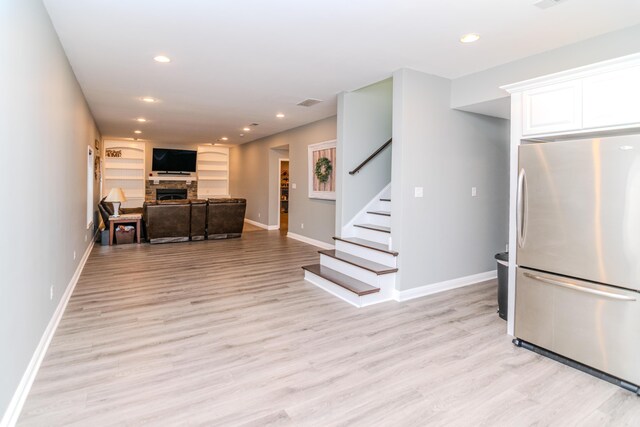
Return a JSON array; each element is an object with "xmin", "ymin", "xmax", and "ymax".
[
  {"xmin": 506, "ymin": 244, "xmax": 509, "ymax": 252},
  {"xmin": 292, "ymin": 183, "xmax": 297, "ymax": 189},
  {"xmin": 73, "ymin": 251, "xmax": 77, "ymax": 260},
  {"xmin": 414, "ymin": 187, "xmax": 423, "ymax": 198},
  {"xmin": 84, "ymin": 234, "xmax": 87, "ymax": 242},
  {"xmin": 49, "ymin": 285, "xmax": 54, "ymax": 300},
  {"xmin": 258, "ymin": 213, "xmax": 261, "ymax": 218},
  {"xmin": 301, "ymin": 223, "xmax": 304, "ymax": 229},
  {"xmin": 471, "ymin": 187, "xmax": 477, "ymax": 197}
]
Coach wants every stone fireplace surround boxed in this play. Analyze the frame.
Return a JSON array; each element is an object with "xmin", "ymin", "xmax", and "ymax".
[{"xmin": 146, "ymin": 179, "xmax": 198, "ymax": 201}]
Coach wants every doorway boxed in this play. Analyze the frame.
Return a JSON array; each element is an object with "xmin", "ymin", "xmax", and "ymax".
[{"xmin": 279, "ymin": 159, "xmax": 289, "ymax": 233}]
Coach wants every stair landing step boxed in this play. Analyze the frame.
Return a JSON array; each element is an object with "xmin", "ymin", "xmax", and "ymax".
[
  {"xmin": 380, "ymin": 198, "xmax": 391, "ymax": 202},
  {"xmin": 354, "ymin": 223, "xmax": 391, "ymax": 233},
  {"xmin": 319, "ymin": 250, "xmax": 398, "ymax": 275},
  {"xmin": 302, "ymin": 264, "xmax": 380, "ymax": 296},
  {"xmin": 333, "ymin": 236, "xmax": 398, "ymax": 256},
  {"xmin": 367, "ymin": 210, "xmax": 391, "ymax": 216}
]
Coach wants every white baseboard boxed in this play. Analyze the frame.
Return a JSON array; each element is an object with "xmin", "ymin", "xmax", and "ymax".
[
  {"xmin": 244, "ymin": 218, "xmax": 279, "ymax": 231},
  {"xmin": 1, "ymin": 235, "xmax": 96, "ymax": 427},
  {"xmin": 393, "ymin": 270, "xmax": 497, "ymax": 302},
  {"xmin": 286, "ymin": 232, "xmax": 335, "ymax": 250}
]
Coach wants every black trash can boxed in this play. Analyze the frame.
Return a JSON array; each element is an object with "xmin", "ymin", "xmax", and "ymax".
[{"xmin": 495, "ymin": 252, "xmax": 509, "ymax": 321}]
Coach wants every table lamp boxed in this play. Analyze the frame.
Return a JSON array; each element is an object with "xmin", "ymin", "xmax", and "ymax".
[{"xmin": 105, "ymin": 187, "xmax": 127, "ymax": 217}]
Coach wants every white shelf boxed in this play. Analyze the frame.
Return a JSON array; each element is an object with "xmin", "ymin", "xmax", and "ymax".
[
  {"xmin": 197, "ymin": 177, "xmax": 228, "ymax": 181},
  {"xmin": 198, "ymin": 165, "xmax": 227, "ymax": 171},
  {"xmin": 105, "ymin": 176, "xmax": 143, "ymax": 180},
  {"xmin": 197, "ymin": 145, "xmax": 229, "ymax": 199},
  {"xmin": 104, "ymin": 163, "xmax": 143, "ymax": 170},
  {"xmin": 103, "ymin": 140, "xmax": 146, "ymax": 209}
]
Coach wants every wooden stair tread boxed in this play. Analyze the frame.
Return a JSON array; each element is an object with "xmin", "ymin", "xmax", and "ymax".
[
  {"xmin": 380, "ymin": 198, "xmax": 391, "ymax": 202},
  {"xmin": 319, "ymin": 250, "xmax": 398, "ymax": 275},
  {"xmin": 302, "ymin": 264, "xmax": 380, "ymax": 296},
  {"xmin": 333, "ymin": 236, "xmax": 398, "ymax": 256},
  {"xmin": 354, "ymin": 223, "xmax": 391, "ymax": 233},
  {"xmin": 367, "ymin": 210, "xmax": 391, "ymax": 216}
]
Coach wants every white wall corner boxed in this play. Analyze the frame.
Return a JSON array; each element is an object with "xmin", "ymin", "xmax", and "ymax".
[
  {"xmin": 1, "ymin": 235, "xmax": 96, "ymax": 427},
  {"xmin": 393, "ymin": 270, "xmax": 497, "ymax": 302},
  {"xmin": 244, "ymin": 218, "xmax": 279, "ymax": 231},
  {"xmin": 286, "ymin": 232, "xmax": 335, "ymax": 250}
]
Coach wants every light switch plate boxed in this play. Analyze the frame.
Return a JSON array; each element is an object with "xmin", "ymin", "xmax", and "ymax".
[
  {"xmin": 471, "ymin": 187, "xmax": 477, "ymax": 197},
  {"xmin": 292, "ymin": 183, "xmax": 297, "ymax": 189},
  {"xmin": 414, "ymin": 187, "xmax": 423, "ymax": 198}
]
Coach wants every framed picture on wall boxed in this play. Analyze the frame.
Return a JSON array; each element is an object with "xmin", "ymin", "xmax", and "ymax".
[{"xmin": 308, "ymin": 139, "xmax": 336, "ymax": 200}]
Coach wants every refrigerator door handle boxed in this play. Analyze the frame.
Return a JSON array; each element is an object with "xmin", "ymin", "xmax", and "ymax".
[
  {"xmin": 523, "ymin": 272, "xmax": 637, "ymax": 301},
  {"xmin": 517, "ymin": 168, "xmax": 527, "ymax": 247}
]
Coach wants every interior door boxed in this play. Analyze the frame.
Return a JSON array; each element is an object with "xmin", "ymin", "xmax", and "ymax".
[{"xmin": 517, "ymin": 135, "xmax": 640, "ymax": 291}]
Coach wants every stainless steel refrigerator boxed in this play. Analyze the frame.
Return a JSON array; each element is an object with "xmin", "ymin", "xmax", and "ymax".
[{"xmin": 515, "ymin": 134, "xmax": 640, "ymax": 392}]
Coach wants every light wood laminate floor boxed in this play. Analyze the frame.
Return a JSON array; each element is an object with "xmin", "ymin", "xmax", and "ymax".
[{"xmin": 18, "ymin": 229, "xmax": 640, "ymax": 426}]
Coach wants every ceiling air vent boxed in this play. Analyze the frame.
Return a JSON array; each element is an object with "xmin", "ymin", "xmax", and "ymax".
[
  {"xmin": 297, "ymin": 98, "xmax": 323, "ymax": 107},
  {"xmin": 534, "ymin": 0, "xmax": 568, "ymax": 9}
]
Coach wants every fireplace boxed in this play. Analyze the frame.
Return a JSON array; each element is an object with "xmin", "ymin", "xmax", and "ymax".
[{"xmin": 156, "ymin": 188, "xmax": 188, "ymax": 200}]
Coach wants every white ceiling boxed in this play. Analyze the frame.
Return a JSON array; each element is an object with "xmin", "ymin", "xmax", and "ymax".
[{"xmin": 43, "ymin": 0, "xmax": 640, "ymax": 145}]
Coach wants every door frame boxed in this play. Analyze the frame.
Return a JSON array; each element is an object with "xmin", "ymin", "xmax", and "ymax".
[{"xmin": 277, "ymin": 158, "xmax": 290, "ymax": 230}]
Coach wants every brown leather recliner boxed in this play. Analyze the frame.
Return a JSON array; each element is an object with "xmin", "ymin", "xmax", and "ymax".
[
  {"xmin": 206, "ymin": 198, "xmax": 246, "ymax": 239},
  {"xmin": 190, "ymin": 199, "xmax": 207, "ymax": 241},
  {"xmin": 144, "ymin": 200, "xmax": 191, "ymax": 244}
]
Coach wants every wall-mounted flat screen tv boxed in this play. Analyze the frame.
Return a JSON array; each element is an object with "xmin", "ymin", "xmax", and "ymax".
[{"xmin": 152, "ymin": 148, "xmax": 197, "ymax": 173}]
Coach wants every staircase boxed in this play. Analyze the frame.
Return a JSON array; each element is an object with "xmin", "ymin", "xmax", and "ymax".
[{"xmin": 302, "ymin": 185, "xmax": 398, "ymax": 307}]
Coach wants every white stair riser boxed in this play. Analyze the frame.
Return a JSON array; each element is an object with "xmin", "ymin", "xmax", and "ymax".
[
  {"xmin": 334, "ymin": 240, "xmax": 396, "ymax": 268},
  {"xmin": 320, "ymin": 254, "xmax": 381, "ymax": 285},
  {"xmin": 378, "ymin": 200, "xmax": 391, "ymax": 211},
  {"xmin": 364, "ymin": 213, "xmax": 391, "ymax": 227},
  {"xmin": 304, "ymin": 271, "xmax": 365, "ymax": 307},
  {"xmin": 303, "ymin": 271, "xmax": 394, "ymax": 308},
  {"xmin": 353, "ymin": 226, "xmax": 391, "ymax": 245}
]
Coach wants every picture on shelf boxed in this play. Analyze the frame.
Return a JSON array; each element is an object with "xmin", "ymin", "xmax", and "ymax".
[{"xmin": 308, "ymin": 140, "xmax": 336, "ymax": 200}]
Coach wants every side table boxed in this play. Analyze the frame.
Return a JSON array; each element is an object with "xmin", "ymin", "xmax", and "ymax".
[{"xmin": 109, "ymin": 214, "xmax": 142, "ymax": 245}]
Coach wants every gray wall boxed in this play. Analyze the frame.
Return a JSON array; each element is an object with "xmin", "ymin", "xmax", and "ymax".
[
  {"xmin": 336, "ymin": 79, "xmax": 392, "ymax": 234},
  {"xmin": 392, "ymin": 68, "xmax": 509, "ymax": 291},
  {"xmin": 451, "ymin": 24, "xmax": 640, "ymax": 111},
  {"xmin": 0, "ymin": 0, "xmax": 101, "ymax": 418},
  {"xmin": 230, "ymin": 116, "xmax": 337, "ymax": 244}
]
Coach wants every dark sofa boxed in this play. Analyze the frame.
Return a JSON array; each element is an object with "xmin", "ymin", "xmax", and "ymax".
[
  {"xmin": 144, "ymin": 200, "xmax": 192, "ymax": 244},
  {"xmin": 142, "ymin": 198, "xmax": 246, "ymax": 244},
  {"xmin": 207, "ymin": 198, "xmax": 246, "ymax": 239}
]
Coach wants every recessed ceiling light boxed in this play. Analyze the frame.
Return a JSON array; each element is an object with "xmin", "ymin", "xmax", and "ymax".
[
  {"xmin": 221, "ymin": 137, "xmax": 229, "ymax": 141},
  {"xmin": 276, "ymin": 113, "xmax": 285, "ymax": 118},
  {"xmin": 141, "ymin": 97, "xmax": 157, "ymax": 103},
  {"xmin": 154, "ymin": 55, "xmax": 171, "ymax": 63},
  {"xmin": 243, "ymin": 127, "xmax": 251, "ymax": 132},
  {"xmin": 239, "ymin": 134, "xmax": 245, "ymax": 137},
  {"xmin": 136, "ymin": 118, "xmax": 147, "ymax": 122},
  {"xmin": 460, "ymin": 33, "xmax": 480, "ymax": 43},
  {"xmin": 134, "ymin": 130, "xmax": 142, "ymax": 134}
]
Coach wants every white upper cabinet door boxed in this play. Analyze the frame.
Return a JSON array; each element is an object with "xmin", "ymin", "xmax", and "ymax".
[
  {"xmin": 522, "ymin": 81, "xmax": 583, "ymax": 136},
  {"xmin": 583, "ymin": 66, "xmax": 640, "ymax": 129}
]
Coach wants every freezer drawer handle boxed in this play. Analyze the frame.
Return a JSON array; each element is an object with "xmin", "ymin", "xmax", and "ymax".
[{"xmin": 523, "ymin": 272, "xmax": 637, "ymax": 301}]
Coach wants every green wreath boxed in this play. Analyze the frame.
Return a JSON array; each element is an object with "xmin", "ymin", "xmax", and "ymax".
[{"xmin": 315, "ymin": 157, "xmax": 333, "ymax": 183}]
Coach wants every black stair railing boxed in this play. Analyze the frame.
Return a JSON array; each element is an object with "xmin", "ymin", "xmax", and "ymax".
[{"xmin": 348, "ymin": 138, "xmax": 392, "ymax": 175}]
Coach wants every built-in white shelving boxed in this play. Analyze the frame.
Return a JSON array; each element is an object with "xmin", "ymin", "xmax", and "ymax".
[
  {"xmin": 197, "ymin": 145, "xmax": 229, "ymax": 198},
  {"xmin": 103, "ymin": 140, "xmax": 146, "ymax": 208}
]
